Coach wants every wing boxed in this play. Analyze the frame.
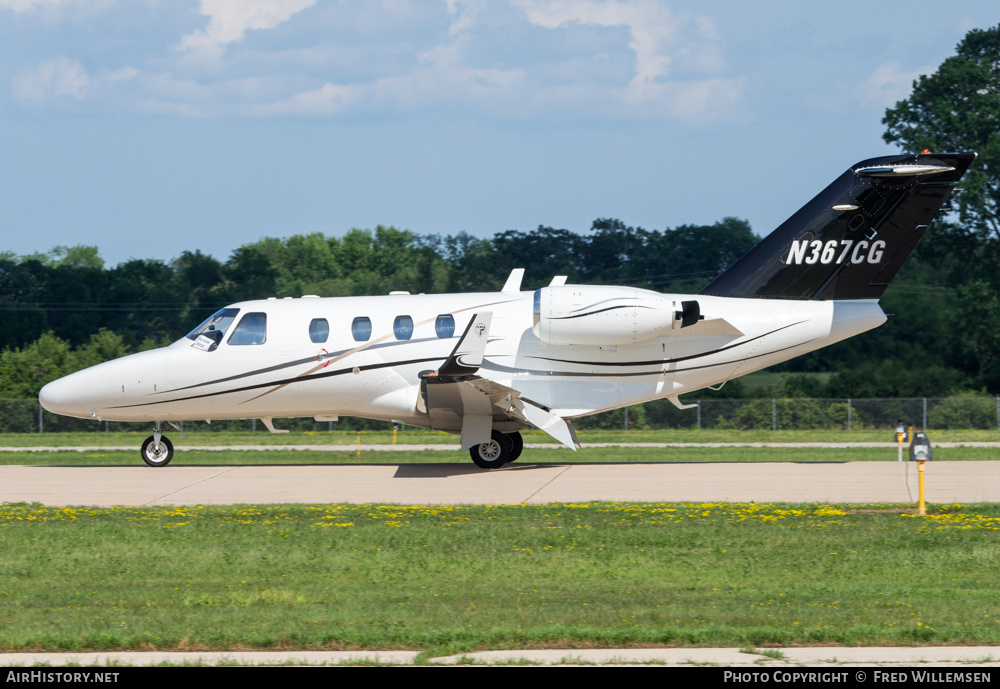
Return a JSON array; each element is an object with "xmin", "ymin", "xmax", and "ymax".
[{"xmin": 418, "ymin": 312, "xmax": 580, "ymax": 451}]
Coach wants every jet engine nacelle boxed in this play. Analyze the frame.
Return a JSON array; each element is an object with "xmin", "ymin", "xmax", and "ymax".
[{"xmin": 532, "ymin": 285, "xmax": 700, "ymax": 346}]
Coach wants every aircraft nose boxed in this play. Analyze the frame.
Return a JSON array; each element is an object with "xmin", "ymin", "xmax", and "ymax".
[{"xmin": 39, "ymin": 374, "xmax": 94, "ymax": 419}]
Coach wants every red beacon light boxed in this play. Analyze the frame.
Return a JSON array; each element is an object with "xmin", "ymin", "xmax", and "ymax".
[{"xmin": 921, "ymin": 148, "xmax": 932, "ymax": 154}]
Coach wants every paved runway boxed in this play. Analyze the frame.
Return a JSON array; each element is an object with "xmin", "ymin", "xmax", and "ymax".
[{"xmin": 3, "ymin": 460, "xmax": 998, "ymax": 506}]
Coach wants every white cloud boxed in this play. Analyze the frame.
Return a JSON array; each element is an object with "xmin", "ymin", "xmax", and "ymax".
[
  {"xmin": 518, "ymin": 0, "xmax": 679, "ymax": 95},
  {"xmin": 0, "ymin": 0, "xmax": 113, "ymax": 14},
  {"xmin": 7, "ymin": 0, "xmax": 742, "ymax": 122},
  {"xmin": 246, "ymin": 82, "xmax": 358, "ymax": 116},
  {"xmin": 443, "ymin": 0, "xmax": 482, "ymax": 36},
  {"xmin": 13, "ymin": 57, "xmax": 90, "ymax": 103},
  {"xmin": 514, "ymin": 0, "xmax": 741, "ymax": 119},
  {"xmin": 179, "ymin": 0, "xmax": 318, "ymax": 57},
  {"xmin": 861, "ymin": 61, "xmax": 932, "ymax": 109},
  {"xmin": 248, "ymin": 27, "xmax": 527, "ymax": 118}
]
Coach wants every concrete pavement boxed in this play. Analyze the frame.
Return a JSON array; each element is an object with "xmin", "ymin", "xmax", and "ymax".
[{"xmin": 1, "ymin": 460, "xmax": 998, "ymax": 506}]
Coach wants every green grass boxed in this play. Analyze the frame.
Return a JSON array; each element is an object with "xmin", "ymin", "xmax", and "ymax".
[
  {"xmin": 1, "ymin": 445, "xmax": 999, "ymax": 466},
  {"xmin": 2, "ymin": 501, "xmax": 1000, "ymax": 652}
]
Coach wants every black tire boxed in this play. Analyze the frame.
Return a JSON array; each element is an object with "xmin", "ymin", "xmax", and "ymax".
[
  {"xmin": 506, "ymin": 431, "xmax": 523, "ymax": 462},
  {"xmin": 469, "ymin": 430, "xmax": 512, "ymax": 469},
  {"xmin": 141, "ymin": 435, "xmax": 174, "ymax": 467}
]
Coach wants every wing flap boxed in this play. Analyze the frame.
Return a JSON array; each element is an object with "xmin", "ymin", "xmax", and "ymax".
[{"xmin": 419, "ymin": 309, "xmax": 579, "ymax": 450}]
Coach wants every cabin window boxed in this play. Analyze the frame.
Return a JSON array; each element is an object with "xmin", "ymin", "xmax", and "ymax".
[
  {"xmin": 435, "ymin": 314, "xmax": 455, "ymax": 338},
  {"xmin": 228, "ymin": 313, "xmax": 267, "ymax": 345},
  {"xmin": 352, "ymin": 316, "xmax": 372, "ymax": 342},
  {"xmin": 186, "ymin": 307, "xmax": 240, "ymax": 352},
  {"xmin": 393, "ymin": 315, "xmax": 413, "ymax": 340},
  {"xmin": 309, "ymin": 318, "xmax": 329, "ymax": 343}
]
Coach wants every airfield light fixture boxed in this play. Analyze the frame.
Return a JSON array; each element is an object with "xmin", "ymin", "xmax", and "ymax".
[
  {"xmin": 909, "ymin": 431, "xmax": 933, "ymax": 515},
  {"xmin": 895, "ymin": 420, "xmax": 908, "ymax": 462}
]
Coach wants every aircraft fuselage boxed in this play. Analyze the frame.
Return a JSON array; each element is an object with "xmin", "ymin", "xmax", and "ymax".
[{"xmin": 39, "ymin": 289, "xmax": 885, "ymax": 428}]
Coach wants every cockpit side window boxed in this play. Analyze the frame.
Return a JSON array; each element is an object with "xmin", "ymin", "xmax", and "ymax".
[
  {"xmin": 309, "ymin": 318, "xmax": 329, "ymax": 343},
  {"xmin": 228, "ymin": 313, "xmax": 267, "ymax": 345},
  {"xmin": 187, "ymin": 307, "xmax": 240, "ymax": 352},
  {"xmin": 352, "ymin": 317, "xmax": 372, "ymax": 342}
]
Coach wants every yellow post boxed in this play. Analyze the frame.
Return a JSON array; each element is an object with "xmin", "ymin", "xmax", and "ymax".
[
  {"xmin": 918, "ymin": 460, "xmax": 926, "ymax": 516},
  {"xmin": 909, "ymin": 429, "xmax": 932, "ymax": 515},
  {"xmin": 897, "ymin": 432, "xmax": 903, "ymax": 462},
  {"xmin": 356, "ymin": 427, "xmax": 361, "ymax": 458},
  {"xmin": 393, "ymin": 421, "xmax": 398, "ymax": 445}
]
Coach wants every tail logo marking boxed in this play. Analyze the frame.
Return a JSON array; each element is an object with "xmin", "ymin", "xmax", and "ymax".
[{"xmin": 785, "ymin": 239, "xmax": 885, "ymax": 266}]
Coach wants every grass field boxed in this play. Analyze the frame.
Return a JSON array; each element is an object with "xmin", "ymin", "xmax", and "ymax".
[
  {"xmin": 1, "ymin": 428, "xmax": 999, "ymax": 467},
  {"xmin": 2, "ymin": 445, "xmax": 1000, "ymax": 466},
  {"xmin": 3, "ymin": 429, "xmax": 998, "ymax": 655},
  {"xmin": 2, "ymin": 501, "xmax": 999, "ymax": 653}
]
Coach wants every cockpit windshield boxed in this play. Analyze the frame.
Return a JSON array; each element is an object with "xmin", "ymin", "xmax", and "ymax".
[{"xmin": 186, "ymin": 308, "xmax": 240, "ymax": 352}]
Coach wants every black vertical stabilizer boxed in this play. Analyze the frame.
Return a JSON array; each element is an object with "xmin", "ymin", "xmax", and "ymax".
[{"xmin": 699, "ymin": 152, "xmax": 976, "ymax": 300}]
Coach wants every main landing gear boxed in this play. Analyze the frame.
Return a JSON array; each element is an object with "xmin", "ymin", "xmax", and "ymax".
[
  {"xmin": 141, "ymin": 423, "xmax": 174, "ymax": 467},
  {"xmin": 469, "ymin": 430, "xmax": 523, "ymax": 469}
]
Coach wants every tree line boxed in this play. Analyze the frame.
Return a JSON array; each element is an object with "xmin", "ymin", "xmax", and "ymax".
[
  {"xmin": 0, "ymin": 211, "xmax": 991, "ymax": 401},
  {"xmin": 0, "ymin": 217, "xmax": 755, "ymax": 353}
]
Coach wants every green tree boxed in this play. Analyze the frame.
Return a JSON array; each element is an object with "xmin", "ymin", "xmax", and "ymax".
[
  {"xmin": 0, "ymin": 259, "xmax": 47, "ymax": 350},
  {"xmin": 882, "ymin": 24, "xmax": 1000, "ymax": 392},
  {"xmin": 882, "ymin": 26, "xmax": 1000, "ymax": 280},
  {"xmin": 883, "ymin": 25, "xmax": 1000, "ymax": 244},
  {"xmin": 47, "ymin": 245, "xmax": 105, "ymax": 270},
  {"xmin": 952, "ymin": 281, "xmax": 1000, "ymax": 390},
  {"xmin": 491, "ymin": 226, "xmax": 584, "ymax": 289},
  {"xmin": 647, "ymin": 217, "xmax": 758, "ymax": 291},
  {"xmin": 0, "ymin": 330, "xmax": 136, "ymax": 398},
  {"xmin": 73, "ymin": 329, "xmax": 131, "ymax": 370},
  {"xmin": 0, "ymin": 332, "xmax": 76, "ymax": 398}
]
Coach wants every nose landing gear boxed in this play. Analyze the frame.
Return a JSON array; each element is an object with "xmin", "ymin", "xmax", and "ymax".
[{"xmin": 141, "ymin": 424, "xmax": 174, "ymax": 467}]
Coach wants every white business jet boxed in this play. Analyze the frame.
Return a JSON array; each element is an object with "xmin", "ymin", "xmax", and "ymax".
[{"xmin": 39, "ymin": 152, "xmax": 975, "ymax": 469}]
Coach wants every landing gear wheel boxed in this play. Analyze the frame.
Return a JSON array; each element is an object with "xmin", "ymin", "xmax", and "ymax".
[
  {"xmin": 469, "ymin": 430, "xmax": 512, "ymax": 469},
  {"xmin": 506, "ymin": 431, "xmax": 523, "ymax": 462},
  {"xmin": 141, "ymin": 435, "xmax": 174, "ymax": 467}
]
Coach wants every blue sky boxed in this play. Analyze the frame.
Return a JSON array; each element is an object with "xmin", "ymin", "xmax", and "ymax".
[{"xmin": 2, "ymin": 0, "xmax": 998, "ymax": 267}]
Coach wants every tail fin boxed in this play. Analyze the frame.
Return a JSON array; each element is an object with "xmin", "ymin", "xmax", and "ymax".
[{"xmin": 699, "ymin": 152, "xmax": 976, "ymax": 300}]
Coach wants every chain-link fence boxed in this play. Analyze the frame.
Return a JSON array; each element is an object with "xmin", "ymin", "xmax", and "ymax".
[
  {"xmin": 5, "ymin": 396, "xmax": 1000, "ymax": 434},
  {"xmin": 592, "ymin": 397, "xmax": 1000, "ymax": 431}
]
